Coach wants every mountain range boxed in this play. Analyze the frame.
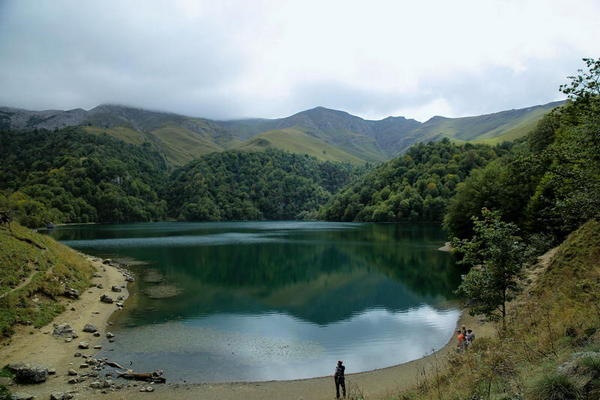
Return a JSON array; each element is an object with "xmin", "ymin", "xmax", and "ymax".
[{"xmin": 0, "ymin": 101, "xmax": 563, "ymax": 166}]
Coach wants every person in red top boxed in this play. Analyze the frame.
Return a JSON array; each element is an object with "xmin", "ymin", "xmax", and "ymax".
[{"xmin": 456, "ymin": 329, "xmax": 465, "ymax": 351}]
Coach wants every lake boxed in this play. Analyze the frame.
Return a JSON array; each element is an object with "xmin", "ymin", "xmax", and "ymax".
[{"xmin": 49, "ymin": 221, "xmax": 461, "ymax": 382}]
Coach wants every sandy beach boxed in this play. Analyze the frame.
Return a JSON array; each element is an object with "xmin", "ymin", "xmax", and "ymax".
[{"xmin": 1, "ymin": 257, "xmax": 490, "ymax": 400}]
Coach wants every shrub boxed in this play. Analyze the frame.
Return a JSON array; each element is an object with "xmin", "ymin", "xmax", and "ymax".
[{"xmin": 530, "ymin": 374, "xmax": 581, "ymax": 400}]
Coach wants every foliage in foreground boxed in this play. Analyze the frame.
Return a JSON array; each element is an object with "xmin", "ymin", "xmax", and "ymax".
[{"xmin": 454, "ymin": 209, "xmax": 529, "ymax": 327}]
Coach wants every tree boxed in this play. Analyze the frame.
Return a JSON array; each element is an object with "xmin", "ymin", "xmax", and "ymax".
[{"xmin": 454, "ymin": 208, "xmax": 528, "ymax": 330}]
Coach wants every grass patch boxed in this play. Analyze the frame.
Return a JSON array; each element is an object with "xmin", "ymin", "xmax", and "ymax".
[
  {"xmin": 530, "ymin": 373, "xmax": 581, "ymax": 400},
  {"xmin": 0, "ymin": 223, "xmax": 94, "ymax": 337}
]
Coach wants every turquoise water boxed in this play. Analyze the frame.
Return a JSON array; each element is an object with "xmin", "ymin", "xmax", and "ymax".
[{"xmin": 49, "ymin": 221, "xmax": 460, "ymax": 382}]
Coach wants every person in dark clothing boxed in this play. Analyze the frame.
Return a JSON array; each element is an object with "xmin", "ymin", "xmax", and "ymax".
[{"xmin": 334, "ymin": 360, "xmax": 346, "ymax": 398}]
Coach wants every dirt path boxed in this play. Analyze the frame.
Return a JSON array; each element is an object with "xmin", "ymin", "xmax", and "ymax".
[{"xmin": 0, "ymin": 259, "xmax": 51, "ymax": 300}]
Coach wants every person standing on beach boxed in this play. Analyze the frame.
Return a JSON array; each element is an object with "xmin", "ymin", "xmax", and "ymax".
[{"xmin": 334, "ymin": 360, "xmax": 346, "ymax": 398}]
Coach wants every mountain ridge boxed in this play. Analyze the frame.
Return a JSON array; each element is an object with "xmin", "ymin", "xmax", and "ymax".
[{"xmin": 0, "ymin": 100, "xmax": 564, "ymax": 165}]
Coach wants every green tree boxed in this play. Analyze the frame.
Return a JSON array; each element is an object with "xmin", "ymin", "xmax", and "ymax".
[{"xmin": 454, "ymin": 208, "xmax": 528, "ymax": 329}]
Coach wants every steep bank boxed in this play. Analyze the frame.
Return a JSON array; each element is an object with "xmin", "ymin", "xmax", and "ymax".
[{"xmin": 396, "ymin": 220, "xmax": 600, "ymax": 400}]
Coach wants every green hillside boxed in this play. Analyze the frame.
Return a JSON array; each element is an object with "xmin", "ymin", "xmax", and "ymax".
[
  {"xmin": 0, "ymin": 223, "xmax": 94, "ymax": 337},
  {"xmin": 236, "ymin": 127, "xmax": 365, "ymax": 164},
  {"xmin": 399, "ymin": 101, "xmax": 563, "ymax": 150},
  {"xmin": 320, "ymin": 139, "xmax": 505, "ymax": 222}
]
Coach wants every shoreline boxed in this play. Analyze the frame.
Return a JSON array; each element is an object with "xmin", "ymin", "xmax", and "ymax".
[{"xmin": 1, "ymin": 253, "xmax": 491, "ymax": 400}]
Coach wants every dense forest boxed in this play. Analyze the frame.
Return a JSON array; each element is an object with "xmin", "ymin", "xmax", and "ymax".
[
  {"xmin": 319, "ymin": 139, "xmax": 506, "ymax": 222},
  {"xmin": 0, "ymin": 130, "xmax": 360, "ymax": 226},
  {"xmin": 165, "ymin": 149, "xmax": 359, "ymax": 220},
  {"xmin": 0, "ymin": 128, "xmax": 168, "ymax": 226}
]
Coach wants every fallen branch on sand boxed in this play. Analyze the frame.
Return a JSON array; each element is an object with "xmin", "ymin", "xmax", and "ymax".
[{"xmin": 117, "ymin": 370, "xmax": 166, "ymax": 384}]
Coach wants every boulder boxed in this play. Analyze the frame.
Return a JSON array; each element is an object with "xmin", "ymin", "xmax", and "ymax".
[
  {"xmin": 68, "ymin": 369, "xmax": 78, "ymax": 376},
  {"xmin": 100, "ymin": 294, "xmax": 113, "ymax": 304},
  {"xmin": 50, "ymin": 393, "xmax": 74, "ymax": 400},
  {"xmin": 83, "ymin": 324, "xmax": 97, "ymax": 333},
  {"xmin": 93, "ymin": 332, "xmax": 101, "ymax": 337},
  {"xmin": 111, "ymin": 285, "xmax": 122, "ymax": 293},
  {"xmin": 64, "ymin": 288, "xmax": 80, "ymax": 299},
  {"xmin": 52, "ymin": 323, "xmax": 74, "ymax": 337},
  {"xmin": 12, "ymin": 364, "xmax": 49, "ymax": 384},
  {"xmin": 78, "ymin": 341, "xmax": 89, "ymax": 349}
]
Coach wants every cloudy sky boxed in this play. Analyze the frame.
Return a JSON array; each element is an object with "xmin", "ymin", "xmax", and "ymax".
[{"xmin": 0, "ymin": 0, "xmax": 598, "ymax": 121}]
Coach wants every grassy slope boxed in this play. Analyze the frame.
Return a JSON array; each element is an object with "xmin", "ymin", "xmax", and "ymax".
[
  {"xmin": 149, "ymin": 125, "xmax": 223, "ymax": 166},
  {"xmin": 79, "ymin": 102, "xmax": 562, "ymax": 166},
  {"xmin": 83, "ymin": 125, "xmax": 148, "ymax": 145},
  {"xmin": 84, "ymin": 124, "xmax": 224, "ymax": 166},
  {"xmin": 236, "ymin": 128, "xmax": 366, "ymax": 164},
  {"xmin": 0, "ymin": 224, "xmax": 94, "ymax": 337},
  {"xmin": 399, "ymin": 102, "xmax": 562, "ymax": 152},
  {"xmin": 394, "ymin": 220, "xmax": 600, "ymax": 400}
]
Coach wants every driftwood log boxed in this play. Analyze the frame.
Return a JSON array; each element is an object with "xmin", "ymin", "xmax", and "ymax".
[
  {"xmin": 117, "ymin": 370, "xmax": 166, "ymax": 384},
  {"xmin": 104, "ymin": 361, "xmax": 125, "ymax": 370}
]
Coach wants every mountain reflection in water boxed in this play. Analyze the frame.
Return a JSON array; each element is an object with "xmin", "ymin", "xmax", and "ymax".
[{"xmin": 50, "ymin": 221, "xmax": 461, "ymax": 382}]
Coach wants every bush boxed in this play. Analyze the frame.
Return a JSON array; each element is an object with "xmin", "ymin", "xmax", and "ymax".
[{"xmin": 530, "ymin": 374, "xmax": 581, "ymax": 400}]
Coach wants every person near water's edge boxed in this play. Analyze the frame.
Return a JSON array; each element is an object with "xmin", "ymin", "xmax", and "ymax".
[{"xmin": 334, "ymin": 360, "xmax": 346, "ymax": 398}]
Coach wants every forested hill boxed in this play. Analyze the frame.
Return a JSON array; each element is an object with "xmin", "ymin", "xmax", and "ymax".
[
  {"xmin": 0, "ymin": 127, "xmax": 360, "ymax": 226},
  {"xmin": 320, "ymin": 139, "xmax": 506, "ymax": 222},
  {"xmin": 0, "ymin": 101, "xmax": 562, "ymax": 165},
  {"xmin": 0, "ymin": 128, "xmax": 168, "ymax": 226},
  {"xmin": 165, "ymin": 149, "xmax": 359, "ymax": 221}
]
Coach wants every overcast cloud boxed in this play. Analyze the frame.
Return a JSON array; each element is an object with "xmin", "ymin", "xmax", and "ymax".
[{"xmin": 0, "ymin": 0, "xmax": 598, "ymax": 121}]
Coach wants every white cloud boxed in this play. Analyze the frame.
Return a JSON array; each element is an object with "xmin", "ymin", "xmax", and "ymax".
[{"xmin": 0, "ymin": 0, "xmax": 598, "ymax": 120}]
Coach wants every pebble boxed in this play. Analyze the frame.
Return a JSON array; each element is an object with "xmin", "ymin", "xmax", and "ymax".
[
  {"xmin": 93, "ymin": 345, "xmax": 102, "ymax": 350},
  {"xmin": 79, "ymin": 364, "xmax": 89, "ymax": 369},
  {"xmin": 78, "ymin": 342, "xmax": 89, "ymax": 349},
  {"xmin": 68, "ymin": 369, "xmax": 78, "ymax": 376}
]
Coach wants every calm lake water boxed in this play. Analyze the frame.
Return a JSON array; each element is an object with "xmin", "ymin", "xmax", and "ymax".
[{"xmin": 49, "ymin": 221, "xmax": 461, "ymax": 382}]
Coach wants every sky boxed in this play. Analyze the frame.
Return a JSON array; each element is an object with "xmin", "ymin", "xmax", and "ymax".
[{"xmin": 0, "ymin": 0, "xmax": 599, "ymax": 122}]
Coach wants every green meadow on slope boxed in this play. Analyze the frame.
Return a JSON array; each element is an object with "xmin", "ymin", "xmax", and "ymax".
[{"xmin": 0, "ymin": 223, "xmax": 94, "ymax": 337}]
